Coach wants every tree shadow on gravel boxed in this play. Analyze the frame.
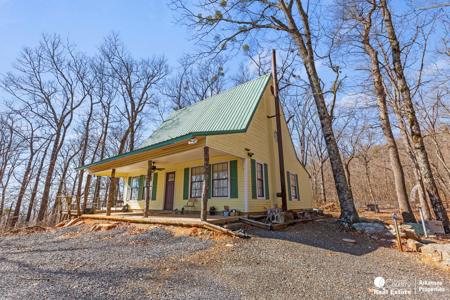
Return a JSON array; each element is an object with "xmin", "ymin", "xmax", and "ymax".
[{"xmin": 248, "ymin": 219, "xmax": 388, "ymax": 256}]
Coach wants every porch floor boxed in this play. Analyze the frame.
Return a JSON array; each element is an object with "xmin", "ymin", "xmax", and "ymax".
[{"xmin": 80, "ymin": 211, "xmax": 240, "ymax": 226}]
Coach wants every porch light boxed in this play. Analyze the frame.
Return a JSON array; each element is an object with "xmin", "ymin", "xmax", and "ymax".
[{"xmin": 188, "ymin": 138, "xmax": 198, "ymax": 145}]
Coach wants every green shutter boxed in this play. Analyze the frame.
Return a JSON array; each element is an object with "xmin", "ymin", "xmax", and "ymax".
[
  {"xmin": 295, "ymin": 174, "xmax": 300, "ymax": 200},
  {"xmin": 138, "ymin": 175, "xmax": 145, "ymax": 200},
  {"xmin": 287, "ymin": 171, "xmax": 292, "ymax": 200},
  {"xmin": 183, "ymin": 168, "xmax": 190, "ymax": 200},
  {"xmin": 230, "ymin": 160, "xmax": 238, "ymax": 198},
  {"xmin": 251, "ymin": 159, "xmax": 256, "ymax": 199},
  {"xmin": 127, "ymin": 177, "xmax": 132, "ymax": 200},
  {"xmin": 151, "ymin": 173, "xmax": 158, "ymax": 200},
  {"xmin": 208, "ymin": 165, "xmax": 212, "ymax": 198},
  {"xmin": 264, "ymin": 163, "xmax": 269, "ymax": 200}
]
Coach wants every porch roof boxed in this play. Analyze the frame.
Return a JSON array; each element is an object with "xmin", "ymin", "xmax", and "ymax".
[{"xmin": 78, "ymin": 73, "xmax": 271, "ymax": 172}]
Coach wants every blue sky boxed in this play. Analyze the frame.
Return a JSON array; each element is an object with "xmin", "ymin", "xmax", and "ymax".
[{"xmin": 0, "ymin": 0, "xmax": 192, "ymax": 73}]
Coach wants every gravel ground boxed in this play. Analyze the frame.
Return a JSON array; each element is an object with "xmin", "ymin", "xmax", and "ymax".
[{"xmin": 1, "ymin": 219, "xmax": 449, "ymax": 300}]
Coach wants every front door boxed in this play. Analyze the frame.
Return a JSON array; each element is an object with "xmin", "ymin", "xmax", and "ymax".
[{"xmin": 164, "ymin": 172, "xmax": 175, "ymax": 210}]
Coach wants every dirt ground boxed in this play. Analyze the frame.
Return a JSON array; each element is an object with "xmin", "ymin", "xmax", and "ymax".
[{"xmin": 1, "ymin": 219, "xmax": 450, "ymax": 299}]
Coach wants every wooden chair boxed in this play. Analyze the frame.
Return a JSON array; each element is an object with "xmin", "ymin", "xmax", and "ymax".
[{"xmin": 183, "ymin": 199, "xmax": 198, "ymax": 212}]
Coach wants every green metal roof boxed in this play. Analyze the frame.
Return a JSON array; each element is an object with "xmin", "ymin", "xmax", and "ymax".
[
  {"xmin": 139, "ymin": 73, "xmax": 271, "ymax": 149},
  {"xmin": 78, "ymin": 73, "xmax": 271, "ymax": 170}
]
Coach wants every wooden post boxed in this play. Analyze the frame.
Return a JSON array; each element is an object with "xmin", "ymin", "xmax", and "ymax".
[
  {"xmin": 106, "ymin": 169, "xmax": 116, "ymax": 216},
  {"xmin": 272, "ymin": 49, "xmax": 288, "ymax": 211},
  {"xmin": 144, "ymin": 160, "xmax": 153, "ymax": 218},
  {"xmin": 392, "ymin": 213, "xmax": 403, "ymax": 252},
  {"xmin": 201, "ymin": 147, "xmax": 210, "ymax": 221}
]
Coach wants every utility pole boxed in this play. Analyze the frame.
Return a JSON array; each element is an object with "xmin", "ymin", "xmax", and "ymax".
[{"xmin": 271, "ymin": 49, "xmax": 287, "ymax": 211}]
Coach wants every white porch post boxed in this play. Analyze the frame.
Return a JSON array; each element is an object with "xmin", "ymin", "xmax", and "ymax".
[{"xmin": 244, "ymin": 158, "xmax": 249, "ymax": 214}]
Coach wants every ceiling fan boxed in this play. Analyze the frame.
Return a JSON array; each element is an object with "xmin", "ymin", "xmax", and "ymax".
[{"xmin": 151, "ymin": 162, "xmax": 165, "ymax": 171}]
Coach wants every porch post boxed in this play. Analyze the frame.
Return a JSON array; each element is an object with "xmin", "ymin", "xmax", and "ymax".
[
  {"xmin": 243, "ymin": 158, "xmax": 249, "ymax": 214},
  {"xmin": 106, "ymin": 169, "xmax": 116, "ymax": 216},
  {"xmin": 144, "ymin": 160, "xmax": 153, "ymax": 217},
  {"xmin": 201, "ymin": 146, "xmax": 210, "ymax": 221}
]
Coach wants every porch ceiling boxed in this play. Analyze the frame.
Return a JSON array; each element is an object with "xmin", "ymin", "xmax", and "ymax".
[{"xmin": 91, "ymin": 146, "xmax": 231, "ymax": 177}]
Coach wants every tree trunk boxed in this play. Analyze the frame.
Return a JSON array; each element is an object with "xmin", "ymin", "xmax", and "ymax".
[
  {"xmin": 360, "ymin": 9, "xmax": 416, "ymax": 222},
  {"xmin": 362, "ymin": 158, "xmax": 376, "ymax": 205},
  {"xmin": 93, "ymin": 176, "xmax": 101, "ymax": 209},
  {"xmin": 26, "ymin": 142, "xmax": 50, "ymax": 222},
  {"xmin": 106, "ymin": 169, "xmax": 116, "ymax": 216},
  {"xmin": 201, "ymin": 147, "xmax": 209, "ymax": 221},
  {"xmin": 75, "ymin": 169, "xmax": 85, "ymax": 216},
  {"xmin": 280, "ymin": 1, "xmax": 358, "ymax": 223},
  {"xmin": 319, "ymin": 162, "xmax": 327, "ymax": 203},
  {"xmin": 37, "ymin": 130, "xmax": 61, "ymax": 222},
  {"xmin": 82, "ymin": 174, "xmax": 92, "ymax": 211},
  {"xmin": 381, "ymin": 0, "xmax": 449, "ymax": 232},
  {"xmin": 391, "ymin": 99, "xmax": 433, "ymax": 220}
]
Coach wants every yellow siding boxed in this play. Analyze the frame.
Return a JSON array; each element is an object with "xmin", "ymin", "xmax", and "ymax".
[
  {"xmin": 207, "ymin": 84, "xmax": 313, "ymax": 212},
  {"xmin": 122, "ymin": 155, "xmax": 246, "ymax": 212},
  {"xmin": 111, "ymin": 83, "xmax": 312, "ymax": 213}
]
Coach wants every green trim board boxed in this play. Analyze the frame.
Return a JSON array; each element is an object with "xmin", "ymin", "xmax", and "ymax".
[{"xmin": 77, "ymin": 74, "xmax": 271, "ymax": 171}]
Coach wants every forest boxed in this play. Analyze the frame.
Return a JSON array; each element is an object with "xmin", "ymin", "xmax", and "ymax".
[{"xmin": 0, "ymin": 0, "xmax": 449, "ymax": 231}]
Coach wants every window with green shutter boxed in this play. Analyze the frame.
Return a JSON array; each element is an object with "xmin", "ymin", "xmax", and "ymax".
[
  {"xmin": 138, "ymin": 175, "xmax": 145, "ymax": 200},
  {"xmin": 264, "ymin": 163, "xmax": 269, "ymax": 200},
  {"xmin": 183, "ymin": 168, "xmax": 190, "ymax": 200},
  {"xmin": 287, "ymin": 171, "xmax": 292, "ymax": 200},
  {"xmin": 230, "ymin": 160, "xmax": 238, "ymax": 198},
  {"xmin": 251, "ymin": 159, "xmax": 256, "ymax": 199},
  {"xmin": 287, "ymin": 172, "xmax": 299, "ymax": 200},
  {"xmin": 151, "ymin": 173, "xmax": 158, "ymax": 200}
]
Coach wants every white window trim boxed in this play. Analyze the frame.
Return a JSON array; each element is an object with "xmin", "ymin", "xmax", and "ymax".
[
  {"xmin": 211, "ymin": 161, "xmax": 230, "ymax": 199},
  {"xmin": 256, "ymin": 161, "xmax": 266, "ymax": 200},
  {"xmin": 189, "ymin": 166, "xmax": 203, "ymax": 199},
  {"xmin": 190, "ymin": 161, "xmax": 231, "ymax": 199}
]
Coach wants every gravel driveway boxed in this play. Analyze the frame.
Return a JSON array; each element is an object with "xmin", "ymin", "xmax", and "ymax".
[{"xmin": 1, "ymin": 219, "xmax": 449, "ymax": 299}]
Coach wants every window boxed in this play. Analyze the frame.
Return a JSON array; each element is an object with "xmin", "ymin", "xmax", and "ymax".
[
  {"xmin": 190, "ymin": 166, "xmax": 204, "ymax": 198},
  {"xmin": 290, "ymin": 173, "xmax": 298, "ymax": 200},
  {"xmin": 256, "ymin": 163, "xmax": 264, "ymax": 198},
  {"xmin": 212, "ymin": 162, "xmax": 228, "ymax": 197},
  {"xmin": 129, "ymin": 177, "xmax": 141, "ymax": 201},
  {"xmin": 129, "ymin": 176, "xmax": 152, "ymax": 201}
]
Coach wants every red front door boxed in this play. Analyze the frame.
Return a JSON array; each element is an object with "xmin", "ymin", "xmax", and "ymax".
[{"xmin": 164, "ymin": 172, "xmax": 175, "ymax": 210}]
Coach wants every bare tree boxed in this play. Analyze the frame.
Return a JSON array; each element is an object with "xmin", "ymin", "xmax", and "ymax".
[
  {"xmin": 345, "ymin": 1, "xmax": 415, "ymax": 222},
  {"xmin": 162, "ymin": 55, "xmax": 226, "ymax": 110},
  {"xmin": 8, "ymin": 115, "xmax": 43, "ymax": 227},
  {"xmin": 2, "ymin": 35, "xmax": 89, "ymax": 222},
  {"xmin": 100, "ymin": 34, "xmax": 169, "ymax": 154},
  {"xmin": 173, "ymin": 0, "xmax": 359, "ymax": 223},
  {"xmin": 379, "ymin": 0, "xmax": 449, "ymax": 231}
]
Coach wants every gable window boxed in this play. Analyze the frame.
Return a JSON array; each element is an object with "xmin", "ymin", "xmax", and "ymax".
[
  {"xmin": 256, "ymin": 162, "xmax": 265, "ymax": 198},
  {"xmin": 190, "ymin": 166, "xmax": 204, "ymax": 198},
  {"xmin": 290, "ymin": 173, "xmax": 298, "ymax": 200},
  {"xmin": 212, "ymin": 162, "xmax": 228, "ymax": 197}
]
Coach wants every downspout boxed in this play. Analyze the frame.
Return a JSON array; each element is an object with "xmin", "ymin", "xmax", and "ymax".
[{"xmin": 271, "ymin": 49, "xmax": 288, "ymax": 211}]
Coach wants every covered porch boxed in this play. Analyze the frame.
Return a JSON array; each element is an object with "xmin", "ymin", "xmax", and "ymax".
[{"xmin": 80, "ymin": 136, "xmax": 248, "ymax": 221}]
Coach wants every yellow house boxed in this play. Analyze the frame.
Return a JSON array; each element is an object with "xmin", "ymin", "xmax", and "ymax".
[{"xmin": 80, "ymin": 74, "xmax": 313, "ymax": 214}]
